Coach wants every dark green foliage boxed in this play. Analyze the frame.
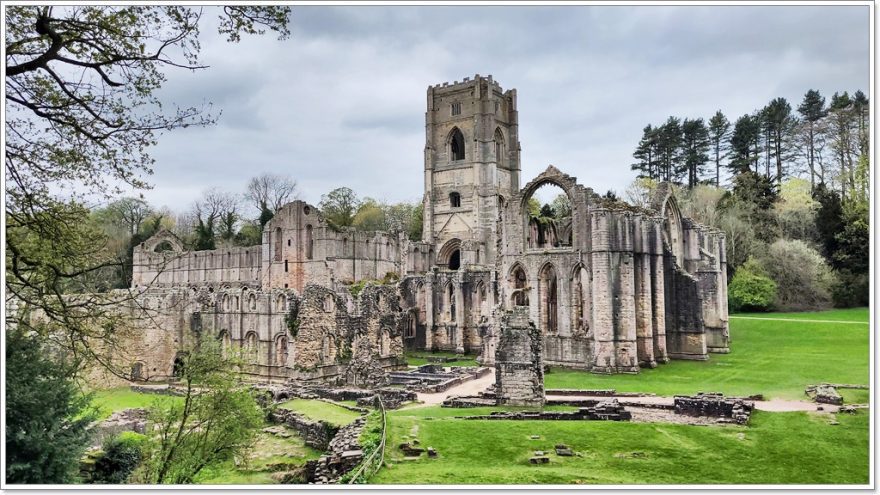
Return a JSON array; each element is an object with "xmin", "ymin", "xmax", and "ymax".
[
  {"xmin": 813, "ymin": 183, "xmax": 844, "ymax": 259},
  {"xmin": 728, "ymin": 114, "xmax": 761, "ymax": 174},
  {"xmin": 319, "ymin": 187, "xmax": 359, "ymax": 230},
  {"xmin": 681, "ymin": 118, "xmax": 710, "ymax": 187},
  {"xmin": 408, "ymin": 203, "xmax": 424, "ymax": 241},
  {"xmin": 631, "ymin": 124, "xmax": 660, "ymax": 180},
  {"xmin": 707, "ymin": 111, "xmax": 730, "ymax": 187},
  {"xmin": 833, "ymin": 201, "xmax": 869, "ymax": 274},
  {"xmin": 832, "ymin": 270, "xmax": 870, "ymax": 308},
  {"xmin": 233, "ymin": 222, "xmax": 263, "ymax": 247},
  {"xmin": 193, "ymin": 219, "xmax": 216, "ymax": 251},
  {"xmin": 258, "ymin": 207, "xmax": 275, "ymax": 229},
  {"xmin": 5, "ymin": 327, "xmax": 97, "ymax": 484},
  {"xmin": 728, "ymin": 259, "xmax": 777, "ymax": 312},
  {"xmin": 92, "ymin": 432, "xmax": 147, "ymax": 484}
]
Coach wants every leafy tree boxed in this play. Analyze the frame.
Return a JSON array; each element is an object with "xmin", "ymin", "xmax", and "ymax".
[
  {"xmin": 731, "ymin": 171, "xmax": 779, "ymax": 243},
  {"xmin": 773, "ymin": 178, "xmax": 818, "ymax": 242},
  {"xmin": 138, "ymin": 340, "xmax": 263, "ymax": 484},
  {"xmin": 550, "ymin": 193, "xmax": 572, "ymax": 219},
  {"xmin": 681, "ymin": 117, "xmax": 710, "ymax": 188},
  {"xmin": 623, "ymin": 177, "xmax": 658, "ymax": 209},
  {"xmin": 408, "ymin": 203, "xmax": 424, "ymax": 242},
  {"xmin": 5, "ymin": 325, "xmax": 97, "ymax": 484},
  {"xmin": 352, "ymin": 198, "xmax": 385, "ymax": 231},
  {"xmin": 319, "ymin": 187, "xmax": 360, "ymax": 230},
  {"xmin": 852, "ymin": 90, "xmax": 869, "ymax": 157},
  {"xmin": 828, "ymin": 91, "xmax": 856, "ymax": 200},
  {"xmin": 680, "ymin": 184, "xmax": 725, "ymax": 228},
  {"xmin": 833, "ymin": 200, "xmax": 869, "ymax": 274},
  {"xmin": 813, "ymin": 183, "xmax": 844, "ymax": 260},
  {"xmin": 707, "ymin": 111, "xmax": 731, "ymax": 187},
  {"xmin": 92, "ymin": 432, "xmax": 148, "ymax": 484},
  {"xmin": 233, "ymin": 221, "xmax": 263, "ymax": 247},
  {"xmin": 757, "ymin": 239, "xmax": 834, "ymax": 311},
  {"xmin": 796, "ymin": 90, "xmax": 828, "ymax": 191},
  {"xmin": 728, "ymin": 258, "xmax": 777, "ymax": 312}
]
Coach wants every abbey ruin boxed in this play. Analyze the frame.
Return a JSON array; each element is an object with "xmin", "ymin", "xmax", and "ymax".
[{"xmin": 121, "ymin": 75, "xmax": 729, "ymax": 384}]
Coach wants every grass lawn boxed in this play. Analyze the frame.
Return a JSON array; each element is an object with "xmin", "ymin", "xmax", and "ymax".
[
  {"xmin": 90, "ymin": 387, "xmax": 182, "ymax": 420},
  {"xmin": 278, "ymin": 398, "xmax": 363, "ymax": 427},
  {"xmin": 373, "ymin": 407, "xmax": 869, "ymax": 485},
  {"xmin": 545, "ymin": 308, "xmax": 869, "ymax": 400},
  {"xmin": 405, "ymin": 351, "xmax": 479, "ymax": 367},
  {"xmin": 193, "ymin": 426, "xmax": 321, "ymax": 484}
]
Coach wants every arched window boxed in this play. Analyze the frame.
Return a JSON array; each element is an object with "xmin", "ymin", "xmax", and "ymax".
[
  {"xmin": 448, "ymin": 284, "xmax": 456, "ymax": 321},
  {"xmin": 511, "ymin": 265, "xmax": 529, "ymax": 307},
  {"xmin": 274, "ymin": 227, "xmax": 282, "ymax": 261},
  {"xmin": 539, "ymin": 264, "xmax": 559, "ymax": 334},
  {"xmin": 275, "ymin": 335, "xmax": 289, "ymax": 366},
  {"xmin": 305, "ymin": 225, "xmax": 313, "ymax": 260},
  {"xmin": 244, "ymin": 332, "xmax": 258, "ymax": 364},
  {"xmin": 450, "ymin": 128, "xmax": 465, "ymax": 161},
  {"xmin": 494, "ymin": 128, "xmax": 505, "ymax": 164},
  {"xmin": 449, "ymin": 192, "xmax": 461, "ymax": 208}
]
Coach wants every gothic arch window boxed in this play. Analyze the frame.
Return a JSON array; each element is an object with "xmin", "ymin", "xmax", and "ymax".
[
  {"xmin": 539, "ymin": 263, "xmax": 559, "ymax": 334},
  {"xmin": 510, "ymin": 264, "xmax": 529, "ymax": 307},
  {"xmin": 449, "ymin": 128, "xmax": 465, "ymax": 161},
  {"xmin": 274, "ymin": 334, "xmax": 289, "ymax": 367},
  {"xmin": 494, "ymin": 128, "xmax": 505, "ymax": 164},
  {"xmin": 449, "ymin": 192, "xmax": 461, "ymax": 208},
  {"xmin": 244, "ymin": 332, "xmax": 258, "ymax": 364},
  {"xmin": 571, "ymin": 265, "xmax": 590, "ymax": 334},
  {"xmin": 274, "ymin": 227, "xmax": 282, "ymax": 261}
]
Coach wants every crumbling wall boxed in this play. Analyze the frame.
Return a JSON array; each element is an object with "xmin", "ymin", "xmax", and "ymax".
[{"xmin": 495, "ymin": 307, "xmax": 544, "ymax": 407}]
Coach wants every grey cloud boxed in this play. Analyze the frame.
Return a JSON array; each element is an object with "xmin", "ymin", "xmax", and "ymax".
[{"xmin": 140, "ymin": 5, "xmax": 869, "ymax": 213}]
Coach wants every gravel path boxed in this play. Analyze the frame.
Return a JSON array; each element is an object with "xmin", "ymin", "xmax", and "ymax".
[{"xmin": 407, "ymin": 367, "xmax": 841, "ymax": 413}]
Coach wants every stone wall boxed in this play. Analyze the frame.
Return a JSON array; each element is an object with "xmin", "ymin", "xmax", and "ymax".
[{"xmin": 495, "ymin": 308, "xmax": 544, "ymax": 407}]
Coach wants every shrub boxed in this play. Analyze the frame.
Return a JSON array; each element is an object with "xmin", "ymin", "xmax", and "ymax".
[
  {"xmin": 728, "ymin": 258, "xmax": 777, "ymax": 312},
  {"xmin": 831, "ymin": 269, "xmax": 870, "ymax": 308},
  {"xmin": 92, "ymin": 431, "xmax": 147, "ymax": 484},
  {"xmin": 757, "ymin": 239, "xmax": 835, "ymax": 311}
]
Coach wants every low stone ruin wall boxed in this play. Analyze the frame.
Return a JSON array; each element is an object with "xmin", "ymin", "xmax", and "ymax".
[
  {"xmin": 270, "ymin": 409, "xmax": 339, "ymax": 451},
  {"xmin": 673, "ymin": 393, "xmax": 752, "ymax": 424},
  {"xmin": 306, "ymin": 416, "xmax": 368, "ymax": 484},
  {"xmin": 388, "ymin": 366, "xmax": 492, "ymax": 393},
  {"xmin": 805, "ymin": 384, "xmax": 853, "ymax": 405},
  {"xmin": 457, "ymin": 399, "xmax": 632, "ymax": 421},
  {"xmin": 270, "ymin": 386, "xmax": 416, "ymax": 410}
]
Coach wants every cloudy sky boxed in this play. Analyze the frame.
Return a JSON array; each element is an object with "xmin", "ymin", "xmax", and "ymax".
[{"xmin": 145, "ymin": 4, "xmax": 870, "ymax": 214}]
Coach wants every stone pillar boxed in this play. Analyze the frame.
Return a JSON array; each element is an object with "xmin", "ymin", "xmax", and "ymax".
[
  {"xmin": 633, "ymin": 217, "xmax": 656, "ymax": 368},
  {"xmin": 614, "ymin": 214, "xmax": 639, "ymax": 373},
  {"xmin": 454, "ymin": 277, "xmax": 465, "ymax": 354},
  {"xmin": 424, "ymin": 272, "xmax": 435, "ymax": 351},
  {"xmin": 589, "ymin": 210, "xmax": 616, "ymax": 373},
  {"xmin": 650, "ymin": 219, "xmax": 669, "ymax": 363},
  {"xmin": 495, "ymin": 307, "xmax": 544, "ymax": 407}
]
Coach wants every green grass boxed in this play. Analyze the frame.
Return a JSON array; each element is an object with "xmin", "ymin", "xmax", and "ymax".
[
  {"xmin": 405, "ymin": 351, "xmax": 479, "ymax": 367},
  {"xmin": 278, "ymin": 399, "xmax": 362, "ymax": 427},
  {"xmin": 90, "ymin": 387, "xmax": 182, "ymax": 420},
  {"xmin": 374, "ymin": 408, "xmax": 869, "ymax": 484},
  {"xmin": 545, "ymin": 308, "xmax": 869, "ymax": 400},
  {"xmin": 193, "ymin": 426, "xmax": 321, "ymax": 484},
  {"xmin": 839, "ymin": 388, "xmax": 870, "ymax": 405}
]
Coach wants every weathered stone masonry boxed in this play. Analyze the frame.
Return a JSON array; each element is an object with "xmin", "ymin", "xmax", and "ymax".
[{"xmin": 119, "ymin": 74, "xmax": 729, "ymax": 383}]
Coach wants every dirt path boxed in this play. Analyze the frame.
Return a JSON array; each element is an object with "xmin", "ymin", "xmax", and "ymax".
[
  {"xmin": 729, "ymin": 316, "xmax": 869, "ymax": 325},
  {"xmin": 408, "ymin": 368, "xmax": 841, "ymax": 413},
  {"xmin": 414, "ymin": 371, "xmax": 496, "ymax": 406}
]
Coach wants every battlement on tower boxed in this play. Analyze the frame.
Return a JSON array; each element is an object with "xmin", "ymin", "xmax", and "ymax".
[{"xmin": 428, "ymin": 73, "xmax": 505, "ymax": 95}]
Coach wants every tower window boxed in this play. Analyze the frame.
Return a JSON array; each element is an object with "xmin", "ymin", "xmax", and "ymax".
[
  {"xmin": 448, "ymin": 249, "xmax": 461, "ymax": 270},
  {"xmin": 449, "ymin": 192, "xmax": 461, "ymax": 208},
  {"xmin": 451, "ymin": 102, "xmax": 461, "ymax": 116},
  {"xmin": 450, "ymin": 128, "xmax": 465, "ymax": 161}
]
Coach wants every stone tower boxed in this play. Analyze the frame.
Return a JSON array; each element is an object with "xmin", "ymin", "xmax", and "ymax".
[{"xmin": 422, "ymin": 75, "xmax": 521, "ymax": 269}]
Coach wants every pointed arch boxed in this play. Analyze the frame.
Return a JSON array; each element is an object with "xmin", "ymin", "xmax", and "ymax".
[
  {"xmin": 538, "ymin": 262, "xmax": 559, "ymax": 334},
  {"xmin": 448, "ymin": 127, "xmax": 465, "ymax": 161},
  {"xmin": 508, "ymin": 263, "xmax": 529, "ymax": 307},
  {"xmin": 494, "ymin": 127, "xmax": 505, "ymax": 164},
  {"xmin": 569, "ymin": 263, "xmax": 591, "ymax": 334}
]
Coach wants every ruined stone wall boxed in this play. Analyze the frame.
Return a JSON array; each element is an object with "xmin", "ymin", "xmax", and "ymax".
[
  {"xmin": 495, "ymin": 308, "xmax": 544, "ymax": 407},
  {"xmin": 132, "ymin": 235, "xmax": 261, "ymax": 289}
]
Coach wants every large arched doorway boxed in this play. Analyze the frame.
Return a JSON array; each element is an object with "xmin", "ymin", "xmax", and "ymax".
[{"xmin": 539, "ymin": 263, "xmax": 559, "ymax": 334}]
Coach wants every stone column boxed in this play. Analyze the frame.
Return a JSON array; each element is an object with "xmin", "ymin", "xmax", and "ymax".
[
  {"xmin": 614, "ymin": 213, "xmax": 639, "ymax": 373},
  {"xmin": 454, "ymin": 277, "xmax": 465, "ymax": 354},
  {"xmin": 633, "ymin": 216, "xmax": 656, "ymax": 368},
  {"xmin": 589, "ymin": 210, "xmax": 616, "ymax": 373},
  {"xmin": 650, "ymin": 219, "xmax": 669, "ymax": 363},
  {"xmin": 424, "ymin": 272, "xmax": 435, "ymax": 351}
]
